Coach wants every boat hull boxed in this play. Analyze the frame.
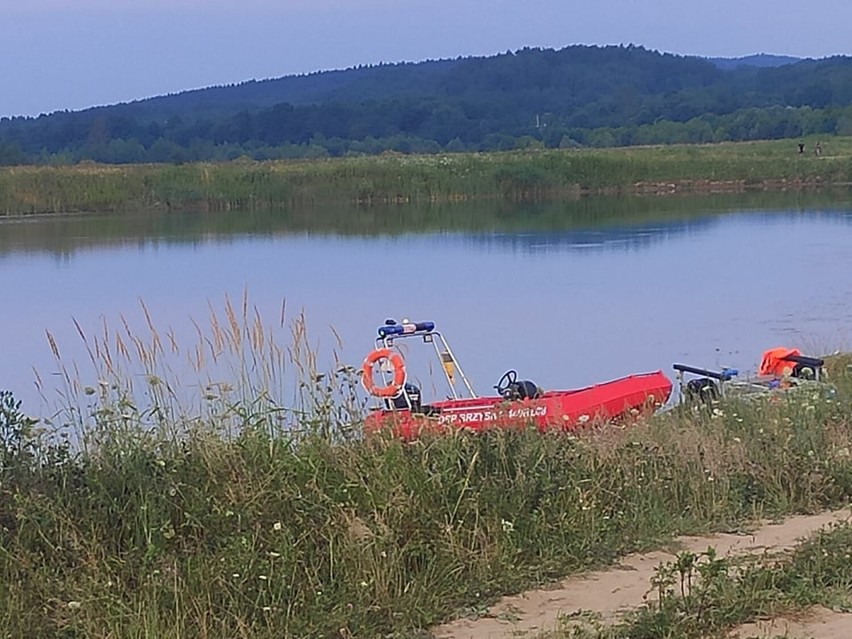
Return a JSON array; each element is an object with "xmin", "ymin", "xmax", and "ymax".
[{"xmin": 364, "ymin": 370, "xmax": 673, "ymax": 439}]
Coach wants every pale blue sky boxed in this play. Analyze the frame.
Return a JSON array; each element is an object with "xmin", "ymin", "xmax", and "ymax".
[{"xmin": 2, "ymin": 0, "xmax": 850, "ymax": 118}]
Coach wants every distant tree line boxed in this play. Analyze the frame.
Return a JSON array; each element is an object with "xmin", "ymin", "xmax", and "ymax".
[{"xmin": 3, "ymin": 45, "xmax": 852, "ymax": 165}]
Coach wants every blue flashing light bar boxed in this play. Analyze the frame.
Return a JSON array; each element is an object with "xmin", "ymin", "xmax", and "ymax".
[{"xmin": 378, "ymin": 320, "xmax": 435, "ymax": 338}]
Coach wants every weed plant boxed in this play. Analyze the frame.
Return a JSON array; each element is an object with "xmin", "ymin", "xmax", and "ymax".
[{"xmin": 1, "ymin": 314, "xmax": 851, "ymax": 637}]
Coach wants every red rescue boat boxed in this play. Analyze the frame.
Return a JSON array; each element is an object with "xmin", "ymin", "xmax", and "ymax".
[{"xmin": 361, "ymin": 319, "xmax": 672, "ymax": 439}]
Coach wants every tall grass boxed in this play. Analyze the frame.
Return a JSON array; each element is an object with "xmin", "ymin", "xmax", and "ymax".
[
  {"xmin": 1, "ymin": 309, "xmax": 851, "ymax": 638},
  {"xmin": 35, "ymin": 295, "xmax": 365, "ymax": 445},
  {"xmin": 3, "ymin": 136, "xmax": 852, "ymax": 215}
]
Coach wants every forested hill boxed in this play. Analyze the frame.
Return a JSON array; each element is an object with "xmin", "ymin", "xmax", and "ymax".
[
  {"xmin": 708, "ymin": 53, "xmax": 801, "ymax": 70},
  {"xmin": 2, "ymin": 45, "xmax": 852, "ymax": 165}
]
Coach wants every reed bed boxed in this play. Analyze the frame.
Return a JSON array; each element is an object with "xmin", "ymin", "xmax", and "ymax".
[
  {"xmin": 2, "ymin": 136, "xmax": 852, "ymax": 215},
  {"xmin": 1, "ymin": 307, "xmax": 851, "ymax": 638}
]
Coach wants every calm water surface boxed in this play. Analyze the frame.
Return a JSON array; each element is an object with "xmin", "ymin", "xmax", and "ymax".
[{"xmin": 2, "ymin": 192, "xmax": 852, "ymax": 416}]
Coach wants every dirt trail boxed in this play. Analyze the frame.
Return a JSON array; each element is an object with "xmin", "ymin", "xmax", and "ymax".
[
  {"xmin": 729, "ymin": 605, "xmax": 852, "ymax": 638},
  {"xmin": 430, "ymin": 509, "xmax": 852, "ymax": 639}
]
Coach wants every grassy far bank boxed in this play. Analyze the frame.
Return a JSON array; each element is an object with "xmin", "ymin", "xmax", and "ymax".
[
  {"xmin": 2, "ymin": 136, "xmax": 852, "ymax": 215},
  {"xmin": 1, "ymin": 345, "xmax": 851, "ymax": 638}
]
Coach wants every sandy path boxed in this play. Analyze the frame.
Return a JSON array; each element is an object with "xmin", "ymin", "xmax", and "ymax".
[
  {"xmin": 729, "ymin": 605, "xmax": 852, "ymax": 638},
  {"xmin": 430, "ymin": 509, "xmax": 852, "ymax": 639}
]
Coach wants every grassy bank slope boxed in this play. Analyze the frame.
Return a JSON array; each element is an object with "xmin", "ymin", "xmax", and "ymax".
[
  {"xmin": 1, "ymin": 355, "xmax": 851, "ymax": 638},
  {"xmin": 2, "ymin": 137, "xmax": 852, "ymax": 215}
]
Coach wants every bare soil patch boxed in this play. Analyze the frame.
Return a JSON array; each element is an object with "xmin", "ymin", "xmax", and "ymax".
[
  {"xmin": 430, "ymin": 509, "xmax": 851, "ymax": 639},
  {"xmin": 728, "ymin": 605, "xmax": 852, "ymax": 639}
]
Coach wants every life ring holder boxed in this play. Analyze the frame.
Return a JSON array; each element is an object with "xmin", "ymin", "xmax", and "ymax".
[{"xmin": 361, "ymin": 348, "xmax": 406, "ymax": 398}]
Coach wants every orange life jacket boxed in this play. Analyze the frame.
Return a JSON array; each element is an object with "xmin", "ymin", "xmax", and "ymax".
[{"xmin": 758, "ymin": 347, "xmax": 801, "ymax": 377}]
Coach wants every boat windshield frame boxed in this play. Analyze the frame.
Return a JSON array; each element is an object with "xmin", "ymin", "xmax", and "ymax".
[{"xmin": 373, "ymin": 321, "xmax": 478, "ymax": 408}]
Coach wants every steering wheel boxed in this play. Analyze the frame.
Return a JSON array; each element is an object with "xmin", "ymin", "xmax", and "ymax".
[{"xmin": 495, "ymin": 369, "xmax": 518, "ymax": 395}]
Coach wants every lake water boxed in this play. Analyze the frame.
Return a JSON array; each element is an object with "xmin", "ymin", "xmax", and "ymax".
[{"xmin": 2, "ymin": 190, "xmax": 852, "ymax": 419}]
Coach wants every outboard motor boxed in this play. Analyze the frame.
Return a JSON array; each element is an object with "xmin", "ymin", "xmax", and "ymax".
[
  {"xmin": 791, "ymin": 363, "xmax": 816, "ymax": 379},
  {"xmin": 685, "ymin": 377, "xmax": 719, "ymax": 405},
  {"xmin": 390, "ymin": 383, "xmax": 422, "ymax": 412}
]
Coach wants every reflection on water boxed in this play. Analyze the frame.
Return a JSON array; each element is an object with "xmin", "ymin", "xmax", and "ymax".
[
  {"xmin": 2, "ymin": 189, "xmax": 851, "ymax": 257},
  {"xmin": 473, "ymin": 219, "xmax": 720, "ymax": 253},
  {"xmin": 2, "ymin": 190, "xmax": 851, "ymax": 417}
]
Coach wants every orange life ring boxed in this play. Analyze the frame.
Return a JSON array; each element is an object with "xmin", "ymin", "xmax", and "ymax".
[{"xmin": 361, "ymin": 348, "xmax": 406, "ymax": 398}]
